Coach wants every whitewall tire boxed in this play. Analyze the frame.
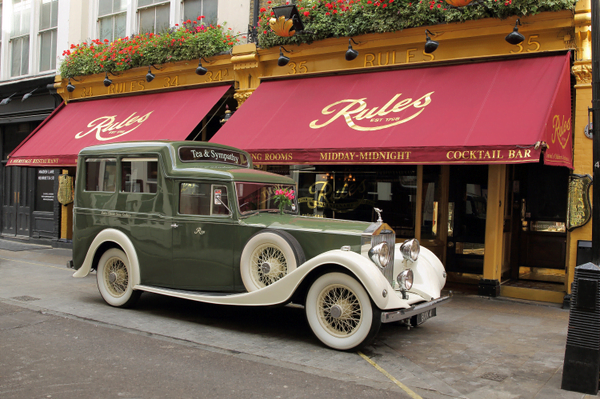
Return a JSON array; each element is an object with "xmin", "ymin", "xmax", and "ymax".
[
  {"xmin": 241, "ymin": 230, "xmax": 305, "ymax": 292},
  {"xmin": 305, "ymin": 272, "xmax": 381, "ymax": 351},
  {"xmin": 96, "ymin": 248, "xmax": 141, "ymax": 308}
]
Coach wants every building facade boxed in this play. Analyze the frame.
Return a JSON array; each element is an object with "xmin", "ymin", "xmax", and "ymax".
[{"xmin": 5, "ymin": 0, "xmax": 594, "ymax": 305}]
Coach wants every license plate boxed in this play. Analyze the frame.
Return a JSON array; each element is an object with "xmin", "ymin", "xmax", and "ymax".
[{"xmin": 416, "ymin": 308, "xmax": 436, "ymax": 325}]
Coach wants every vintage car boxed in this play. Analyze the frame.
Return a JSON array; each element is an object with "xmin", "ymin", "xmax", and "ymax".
[{"xmin": 70, "ymin": 141, "xmax": 450, "ymax": 350}]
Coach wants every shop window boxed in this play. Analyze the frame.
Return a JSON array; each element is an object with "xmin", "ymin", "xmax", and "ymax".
[
  {"xmin": 296, "ymin": 166, "xmax": 417, "ymax": 238},
  {"xmin": 85, "ymin": 158, "xmax": 117, "ymax": 192},
  {"xmin": 121, "ymin": 158, "xmax": 158, "ymax": 193},
  {"xmin": 179, "ymin": 182, "xmax": 228, "ymax": 215},
  {"xmin": 98, "ymin": 0, "xmax": 127, "ymax": 42},
  {"xmin": 138, "ymin": 0, "xmax": 170, "ymax": 34},
  {"xmin": 38, "ymin": 0, "xmax": 58, "ymax": 71},
  {"xmin": 183, "ymin": 0, "xmax": 217, "ymax": 25},
  {"xmin": 10, "ymin": 0, "xmax": 30, "ymax": 77}
]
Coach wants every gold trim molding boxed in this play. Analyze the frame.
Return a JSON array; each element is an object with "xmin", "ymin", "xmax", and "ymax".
[
  {"xmin": 572, "ymin": 61, "xmax": 592, "ymax": 86},
  {"xmin": 234, "ymin": 89, "xmax": 254, "ymax": 107}
]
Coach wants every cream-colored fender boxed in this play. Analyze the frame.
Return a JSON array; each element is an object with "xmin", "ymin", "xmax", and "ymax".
[
  {"xmin": 394, "ymin": 245, "xmax": 446, "ymax": 301},
  {"xmin": 72, "ymin": 228, "xmax": 141, "ymax": 287},
  {"xmin": 136, "ymin": 249, "xmax": 411, "ymax": 310}
]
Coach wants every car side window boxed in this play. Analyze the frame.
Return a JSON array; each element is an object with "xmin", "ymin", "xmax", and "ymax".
[
  {"xmin": 85, "ymin": 158, "xmax": 117, "ymax": 192},
  {"xmin": 121, "ymin": 158, "xmax": 158, "ymax": 193},
  {"xmin": 179, "ymin": 183, "xmax": 229, "ymax": 216}
]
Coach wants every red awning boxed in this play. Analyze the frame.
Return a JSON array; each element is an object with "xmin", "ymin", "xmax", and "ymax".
[
  {"xmin": 8, "ymin": 85, "xmax": 230, "ymax": 167},
  {"xmin": 211, "ymin": 54, "xmax": 572, "ymax": 168}
]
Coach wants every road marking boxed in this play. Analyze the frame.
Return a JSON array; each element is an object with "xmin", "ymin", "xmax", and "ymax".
[
  {"xmin": 0, "ymin": 256, "xmax": 69, "ymax": 271},
  {"xmin": 357, "ymin": 351, "xmax": 423, "ymax": 399}
]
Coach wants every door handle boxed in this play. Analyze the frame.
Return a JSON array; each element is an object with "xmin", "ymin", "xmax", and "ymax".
[{"xmin": 171, "ymin": 223, "xmax": 179, "ymax": 228}]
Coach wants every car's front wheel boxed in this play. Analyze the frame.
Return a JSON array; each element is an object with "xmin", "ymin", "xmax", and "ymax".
[
  {"xmin": 305, "ymin": 272, "xmax": 381, "ymax": 351},
  {"xmin": 96, "ymin": 248, "xmax": 140, "ymax": 308}
]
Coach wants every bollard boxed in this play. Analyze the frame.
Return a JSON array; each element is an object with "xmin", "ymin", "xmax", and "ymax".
[{"xmin": 561, "ymin": 263, "xmax": 600, "ymax": 395}]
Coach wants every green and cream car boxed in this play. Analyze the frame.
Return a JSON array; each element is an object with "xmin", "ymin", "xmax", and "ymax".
[{"xmin": 70, "ymin": 141, "xmax": 449, "ymax": 350}]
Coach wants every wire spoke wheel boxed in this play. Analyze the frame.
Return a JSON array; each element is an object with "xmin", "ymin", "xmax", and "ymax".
[
  {"xmin": 318, "ymin": 284, "xmax": 362, "ymax": 337},
  {"xmin": 241, "ymin": 230, "xmax": 305, "ymax": 292},
  {"xmin": 103, "ymin": 257, "xmax": 129, "ymax": 297},
  {"xmin": 306, "ymin": 272, "xmax": 381, "ymax": 351},
  {"xmin": 250, "ymin": 243, "xmax": 288, "ymax": 287},
  {"xmin": 96, "ymin": 248, "xmax": 141, "ymax": 308}
]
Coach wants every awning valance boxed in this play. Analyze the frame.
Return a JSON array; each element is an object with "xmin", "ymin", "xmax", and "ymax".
[
  {"xmin": 8, "ymin": 85, "xmax": 230, "ymax": 167},
  {"xmin": 210, "ymin": 54, "xmax": 572, "ymax": 168}
]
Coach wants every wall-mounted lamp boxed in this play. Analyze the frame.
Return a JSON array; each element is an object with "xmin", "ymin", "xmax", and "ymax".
[
  {"xmin": 505, "ymin": 19, "xmax": 524, "ymax": 45},
  {"xmin": 196, "ymin": 57, "xmax": 212, "ymax": 75},
  {"xmin": 277, "ymin": 46, "xmax": 292, "ymax": 67},
  {"xmin": 220, "ymin": 105, "xmax": 233, "ymax": 125},
  {"xmin": 22, "ymin": 87, "xmax": 39, "ymax": 101},
  {"xmin": 0, "ymin": 93, "xmax": 17, "ymax": 105},
  {"xmin": 345, "ymin": 38, "xmax": 360, "ymax": 61},
  {"xmin": 424, "ymin": 30, "xmax": 439, "ymax": 54},
  {"xmin": 270, "ymin": 5, "xmax": 304, "ymax": 37},
  {"xmin": 66, "ymin": 77, "xmax": 80, "ymax": 93},
  {"xmin": 146, "ymin": 67, "xmax": 155, "ymax": 83},
  {"xmin": 103, "ymin": 72, "xmax": 113, "ymax": 87}
]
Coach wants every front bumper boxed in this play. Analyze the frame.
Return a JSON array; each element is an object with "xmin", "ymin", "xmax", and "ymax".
[{"xmin": 380, "ymin": 293, "xmax": 452, "ymax": 323}]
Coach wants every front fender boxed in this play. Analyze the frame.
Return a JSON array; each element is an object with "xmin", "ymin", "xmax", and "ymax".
[
  {"xmin": 394, "ymin": 245, "xmax": 446, "ymax": 301},
  {"xmin": 72, "ymin": 228, "xmax": 141, "ymax": 287}
]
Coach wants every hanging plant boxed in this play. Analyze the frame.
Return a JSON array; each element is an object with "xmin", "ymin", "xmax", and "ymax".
[{"xmin": 59, "ymin": 18, "xmax": 242, "ymax": 78}]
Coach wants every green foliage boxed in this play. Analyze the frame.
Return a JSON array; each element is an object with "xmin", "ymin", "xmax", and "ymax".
[
  {"xmin": 59, "ymin": 19, "xmax": 241, "ymax": 78},
  {"xmin": 257, "ymin": 0, "xmax": 577, "ymax": 48}
]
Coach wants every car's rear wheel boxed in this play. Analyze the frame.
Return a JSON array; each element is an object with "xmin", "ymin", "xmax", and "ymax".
[
  {"xmin": 305, "ymin": 272, "xmax": 381, "ymax": 351},
  {"xmin": 96, "ymin": 248, "xmax": 140, "ymax": 308},
  {"xmin": 240, "ymin": 230, "xmax": 305, "ymax": 292}
]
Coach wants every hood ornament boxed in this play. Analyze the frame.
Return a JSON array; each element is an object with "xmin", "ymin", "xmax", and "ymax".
[{"xmin": 374, "ymin": 207, "xmax": 383, "ymax": 222}]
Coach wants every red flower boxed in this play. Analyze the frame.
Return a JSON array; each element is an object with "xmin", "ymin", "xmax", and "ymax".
[{"xmin": 304, "ymin": 11, "xmax": 310, "ymax": 16}]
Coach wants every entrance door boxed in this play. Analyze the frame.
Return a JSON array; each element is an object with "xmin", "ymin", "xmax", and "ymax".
[
  {"xmin": 446, "ymin": 165, "xmax": 488, "ymax": 274},
  {"xmin": 2, "ymin": 166, "xmax": 33, "ymax": 236}
]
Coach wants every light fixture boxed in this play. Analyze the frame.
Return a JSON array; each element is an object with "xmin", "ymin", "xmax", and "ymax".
[
  {"xmin": 196, "ymin": 57, "xmax": 210, "ymax": 75},
  {"xmin": 146, "ymin": 66, "xmax": 155, "ymax": 83},
  {"xmin": 66, "ymin": 79, "xmax": 76, "ymax": 93},
  {"xmin": 505, "ymin": 18, "xmax": 524, "ymax": 45},
  {"xmin": 271, "ymin": 5, "xmax": 304, "ymax": 37},
  {"xmin": 220, "ymin": 105, "xmax": 233, "ymax": 125},
  {"xmin": 424, "ymin": 29, "xmax": 439, "ymax": 54},
  {"xmin": 277, "ymin": 46, "xmax": 291, "ymax": 67},
  {"xmin": 345, "ymin": 38, "xmax": 359, "ymax": 61},
  {"xmin": 22, "ymin": 87, "xmax": 39, "ymax": 101},
  {"xmin": 0, "ymin": 93, "xmax": 17, "ymax": 105},
  {"xmin": 103, "ymin": 72, "xmax": 112, "ymax": 87}
]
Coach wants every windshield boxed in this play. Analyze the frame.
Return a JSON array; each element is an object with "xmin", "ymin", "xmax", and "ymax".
[{"xmin": 235, "ymin": 182, "xmax": 298, "ymax": 215}]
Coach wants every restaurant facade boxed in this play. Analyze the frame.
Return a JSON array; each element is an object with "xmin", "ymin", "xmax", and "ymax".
[{"xmin": 5, "ymin": 1, "xmax": 594, "ymax": 304}]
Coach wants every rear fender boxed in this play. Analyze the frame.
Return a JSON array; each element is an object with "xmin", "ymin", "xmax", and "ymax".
[{"xmin": 72, "ymin": 228, "xmax": 141, "ymax": 287}]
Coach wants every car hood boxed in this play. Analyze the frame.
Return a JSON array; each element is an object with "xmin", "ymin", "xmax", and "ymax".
[{"xmin": 238, "ymin": 213, "xmax": 371, "ymax": 236}]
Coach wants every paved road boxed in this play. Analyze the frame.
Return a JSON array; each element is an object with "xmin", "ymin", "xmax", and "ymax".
[{"xmin": 0, "ymin": 246, "xmax": 594, "ymax": 398}]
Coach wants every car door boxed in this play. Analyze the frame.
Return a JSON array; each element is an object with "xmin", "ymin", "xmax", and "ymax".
[{"xmin": 171, "ymin": 181, "xmax": 237, "ymax": 291}]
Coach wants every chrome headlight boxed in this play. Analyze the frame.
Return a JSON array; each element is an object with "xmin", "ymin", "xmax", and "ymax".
[
  {"xmin": 368, "ymin": 242, "xmax": 390, "ymax": 269},
  {"xmin": 397, "ymin": 269, "xmax": 414, "ymax": 291},
  {"xmin": 400, "ymin": 238, "xmax": 420, "ymax": 262}
]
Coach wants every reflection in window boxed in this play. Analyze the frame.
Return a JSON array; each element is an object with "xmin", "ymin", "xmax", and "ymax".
[
  {"xmin": 138, "ymin": 0, "xmax": 170, "ymax": 34},
  {"xmin": 11, "ymin": 0, "xmax": 31, "ymax": 77},
  {"xmin": 98, "ymin": 0, "xmax": 127, "ymax": 42},
  {"xmin": 85, "ymin": 158, "xmax": 117, "ymax": 192},
  {"xmin": 294, "ymin": 166, "xmax": 417, "ymax": 238},
  {"xmin": 421, "ymin": 166, "xmax": 441, "ymax": 240},
  {"xmin": 121, "ymin": 158, "xmax": 158, "ymax": 193},
  {"xmin": 180, "ymin": 183, "xmax": 229, "ymax": 215},
  {"xmin": 39, "ymin": 0, "xmax": 58, "ymax": 71},
  {"xmin": 183, "ymin": 0, "xmax": 217, "ymax": 25}
]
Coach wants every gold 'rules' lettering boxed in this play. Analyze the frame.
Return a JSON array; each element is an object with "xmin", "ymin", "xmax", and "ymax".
[{"xmin": 309, "ymin": 92, "xmax": 433, "ymax": 132}]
